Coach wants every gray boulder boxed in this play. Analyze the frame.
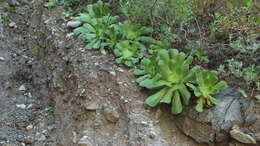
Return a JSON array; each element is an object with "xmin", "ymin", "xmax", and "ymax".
[{"xmin": 175, "ymin": 88, "xmax": 259, "ymax": 144}]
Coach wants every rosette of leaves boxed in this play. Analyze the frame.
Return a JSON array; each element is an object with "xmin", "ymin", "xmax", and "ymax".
[
  {"xmin": 116, "ymin": 21, "xmax": 155, "ymax": 50},
  {"xmin": 111, "ymin": 21, "xmax": 154, "ymax": 66},
  {"xmin": 134, "ymin": 56, "xmax": 157, "ymax": 77},
  {"xmin": 103, "ymin": 24, "xmax": 122, "ymax": 49},
  {"xmin": 149, "ymin": 39, "xmax": 170, "ymax": 54},
  {"xmin": 135, "ymin": 49, "xmax": 198, "ymax": 114},
  {"xmin": 75, "ymin": 0, "xmax": 109, "ymax": 21},
  {"xmin": 74, "ymin": 15, "xmax": 118, "ymax": 50},
  {"xmin": 114, "ymin": 40, "xmax": 144, "ymax": 67},
  {"xmin": 73, "ymin": 1, "xmax": 119, "ymax": 50},
  {"xmin": 187, "ymin": 70, "xmax": 228, "ymax": 112}
]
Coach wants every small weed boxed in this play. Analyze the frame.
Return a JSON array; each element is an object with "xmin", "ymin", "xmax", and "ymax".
[
  {"xmin": 185, "ymin": 41, "xmax": 209, "ymax": 63},
  {"xmin": 229, "ymin": 32, "xmax": 260, "ymax": 55},
  {"xmin": 226, "ymin": 58, "xmax": 260, "ymax": 90},
  {"xmin": 4, "ymin": 4, "xmax": 15, "ymax": 12},
  {"xmin": 62, "ymin": 8, "xmax": 73, "ymax": 19},
  {"xmin": 44, "ymin": 0, "xmax": 58, "ymax": 8},
  {"xmin": 226, "ymin": 59, "xmax": 243, "ymax": 78},
  {"xmin": 0, "ymin": 13, "xmax": 8, "ymax": 22},
  {"xmin": 242, "ymin": 65, "xmax": 260, "ymax": 88},
  {"xmin": 31, "ymin": 45, "xmax": 40, "ymax": 55}
]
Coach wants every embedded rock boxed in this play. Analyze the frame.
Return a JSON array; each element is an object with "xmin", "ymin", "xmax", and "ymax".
[
  {"xmin": 175, "ymin": 88, "xmax": 259, "ymax": 144},
  {"xmin": 104, "ymin": 107, "xmax": 120, "ymax": 123}
]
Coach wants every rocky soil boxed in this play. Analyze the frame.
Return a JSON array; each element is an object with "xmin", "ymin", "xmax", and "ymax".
[{"xmin": 0, "ymin": 0, "xmax": 259, "ymax": 146}]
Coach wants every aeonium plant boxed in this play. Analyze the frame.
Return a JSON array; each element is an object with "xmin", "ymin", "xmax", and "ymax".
[
  {"xmin": 75, "ymin": 0, "xmax": 110, "ymax": 22},
  {"xmin": 187, "ymin": 69, "xmax": 228, "ymax": 112},
  {"xmin": 135, "ymin": 49, "xmax": 228, "ymax": 114},
  {"xmin": 74, "ymin": 15, "xmax": 118, "ymax": 50},
  {"xmin": 134, "ymin": 49, "xmax": 199, "ymax": 114},
  {"xmin": 114, "ymin": 40, "xmax": 144, "ymax": 67},
  {"xmin": 73, "ymin": 0, "xmax": 119, "ymax": 50}
]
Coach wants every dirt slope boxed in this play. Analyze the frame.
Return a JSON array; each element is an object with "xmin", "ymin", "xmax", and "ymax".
[{"xmin": 0, "ymin": 1, "xmax": 256, "ymax": 146}]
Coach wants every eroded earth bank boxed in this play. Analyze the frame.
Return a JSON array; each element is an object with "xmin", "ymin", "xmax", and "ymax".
[{"xmin": 0, "ymin": 1, "xmax": 259, "ymax": 146}]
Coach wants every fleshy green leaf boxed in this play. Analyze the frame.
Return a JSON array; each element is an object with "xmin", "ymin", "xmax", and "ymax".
[
  {"xmin": 160, "ymin": 86, "xmax": 178, "ymax": 104},
  {"xmin": 195, "ymin": 97, "xmax": 203, "ymax": 112},
  {"xmin": 145, "ymin": 88, "xmax": 167, "ymax": 107},
  {"xmin": 171, "ymin": 91, "xmax": 183, "ymax": 114},
  {"xmin": 179, "ymin": 85, "xmax": 191, "ymax": 105}
]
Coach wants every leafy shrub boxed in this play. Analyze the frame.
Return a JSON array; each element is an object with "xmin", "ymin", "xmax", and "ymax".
[
  {"xmin": 210, "ymin": 2, "xmax": 259, "ymax": 33},
  {"xmin": 229, "ymin": 31, "xmax": 260, "ymax": 55},
  {"xmin": 226, "ymin": 59, "xmax": 243, "ymax": 78},
  {"xmin": 187, "ymin": 70, "xmax": 228, "ymax": 112},
  {"xmin": 118, "ymin": 0, "xmax": 196, "ymax": 27},
  {"xmin": 226, "ymin": 59, "xmax": 259, "ymax": 90},
  {"xmin": 242, "ymin": 65, "xmax": 260, "ymax": 89},
  {"xmin": 185, "ymin": 41, "xmax": 209, "ymax": 63}
]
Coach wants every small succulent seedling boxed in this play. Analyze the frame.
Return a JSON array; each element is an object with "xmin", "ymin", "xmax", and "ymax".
[
  {"xmin": 187, "ymin": 70, "xmax": 228, "ymax": 112},
  {"xmin": 111, "ymin": 21, "xmax": 154, "ymax": 66},
  {"xmin": 4, "ymin": 4, "xmax": 15, "ymax": 12},
  {"xmin": 149, "ymin": 39, "xmax": 170, "ymax": 54},
  {"xmin": 242, "ymin": 65, "xmax": 260, "ymax": 86},
  {"xmin": 116, "ymin": 21, "xmax": 154, "ymax": 44},
  {"xmin": 104, "ymin": 24, "xmax": 122, "ymax": 49},
  {"xmin": 114, "ymin": 40, "xmax": 144, "ymax": 67}
]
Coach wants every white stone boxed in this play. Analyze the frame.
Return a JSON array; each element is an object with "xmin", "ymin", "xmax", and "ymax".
[
  {"xmin": 66, "ymin": 33, "xmax": 74, "ymax": 38},
  {"xmin": 109, "ymin": 71, "xmax": 116, "ymax": 76},
  {"xmin": 0, "ymin": 57, "xmax": 5, "ymax": 61},
  {"xmin": 18, "ymin": 85, "xmax": 26, "ymax": 91},
  {"xmin": 26, "ymin": 124, "xmax": 33, "ymax": 130},
  {"xmin": 117, "ymin": 67, "xmax": 124, "ymax": 72},
  {"xmin": 230, "ymin": 129, "xmax": 256, "ymax": 144},
  {"xmin": 78, "ymin": 136, "xmax": 93, "ymax": 146},
  {"xmin": 85, "ymin": 101, "xmax": 100, "ymax": 110},
  {"xmin": 9, "ymin": 22, "xmax": 16, "ymax": 28},
  {"xmin": 67, "ymin": 20, "xmax": 82, "ymax": 28},
  {"xmin": 16, "ymin": 104, "xmax": 26, "ymax": 109},
  {"xmin": 100, "ymin": 49, "xmax": 106, "ymax": 55}
]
